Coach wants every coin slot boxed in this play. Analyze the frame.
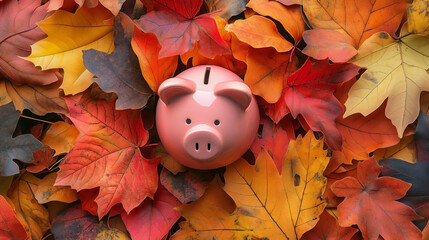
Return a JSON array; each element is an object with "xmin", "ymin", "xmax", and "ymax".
[{"xmin": 204, "ymin": 67, "xmax": 211, "ymax": 85}]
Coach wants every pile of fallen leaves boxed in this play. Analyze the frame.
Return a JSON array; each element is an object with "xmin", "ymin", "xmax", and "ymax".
[{"xmin": 0, "ymin": 0, "xmax": 428, "ymax": 239}]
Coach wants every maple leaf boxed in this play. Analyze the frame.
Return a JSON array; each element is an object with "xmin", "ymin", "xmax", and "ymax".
[
  {"xmin": 52, "ymin": 205, "xmax": 129, "ymax": 240},
  {"xmin": 135, "ymin": 0, "xmax": 230, "ymax": 59},
  {"xmin": 251, "ymin": 117, "xmax": 295, "ymax": 172},
  {"xmin": 160, "ymin": 167, "xmax": 215, "ymax": 204},
  {"xmin": 131, "ymin": 27, "xmax": 178, "ymax": 92},
  {"xmin": 344, "ymin": 32, "xmax": 429, "ymax": 138},
  {"xmin": 83, "ymin": 13, "xmax": 153, "ymax": 110},
  {"xmin": 331, "ymin": 158, "xmax": 422, "ymax": 240},
  {"xmin": 8, "ymin": 173, "xmax": 51, "ymax": 240},
  {"xmin": 301, "ymin": 210, "xmax": 358, "ymax": 240},
  {"xmin": 278, "ymin": 59, "xmax": 360, "ymax": 150},
  {"xmin": 41, "ymin": 121, "xmax": 79, "ymax": 156},
  {"xmin": 302, "ymin": 0, "xmax": 407, "ymax": 62},
  {"xmin": 0, "ymin": 0, "xmax": 58, "ymax": 85},
  {"xmin": 121, "ymin": 183, "xmax": 181, "ymax": 240},
  {"xmin": 246, "ymin": 0, "xmax": 306, "ymax": 42},
  {"xmin": 205, "ymin": 0, "xmax": 246, "ymax": 20},
  {"xmin": 0, "ymin": 102, "xmax": 42, "ymax": 176},
  {"xmin": 55, "ymin": 92, "xmax": 159, "ymax": 218},
  {"xmin": 244, "ymin": 47, "xmax": 300, "ymax": 104},
  {"xmin": 0, "ymin": 80, "xmax": 68, "ymax": 115},
  {"xmin": 24, "ymin": 4, "xmax": 114, "ymax": 95},
  {"xmin": 0, "ymin": 195, "xmax": 27, "ymax": 240}
]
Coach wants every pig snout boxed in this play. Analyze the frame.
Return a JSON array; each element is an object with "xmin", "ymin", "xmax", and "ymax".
[{"xmin": 183, "ymin": 124, "xmax": 223, "ymax": 161}]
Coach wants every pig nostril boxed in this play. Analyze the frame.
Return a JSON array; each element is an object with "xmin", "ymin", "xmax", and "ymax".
[
  {"xmin": 195, "ymin": 142, "xmax": 199, "ymax": 151},
  {"xmin": 207, "ymin": 143, "xmax": 211, "ymax": 151}
]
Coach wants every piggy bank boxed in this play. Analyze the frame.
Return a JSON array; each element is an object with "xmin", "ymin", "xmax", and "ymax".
[{"xmin": 156, "ymin": 65, "xmax": 259, "ymax": 169}]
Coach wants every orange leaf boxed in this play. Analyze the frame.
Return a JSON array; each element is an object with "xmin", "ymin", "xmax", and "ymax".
[
  {"xmin": 27, "ymin": 146, "xmax": 55, "ymax": 173},
  {"xmin": 55, "ymin": 92, "xmax": 159, "ymax": 217},
  {"xmin": 32, "ymin": 173, "xmax": 79, "ymax": 204},
  {"xmin": 331, "ymin": 158, "xmax": 422, "ymax": 240},
  {"xmin": 226, "ymin": 15, "xmax": 294, "ymax": 52},
  {"xmin": 0, "ymin": 195, "xmax": 27, "ymax": 240},
  {"xmin": 131, "ymin": 29, "xmax": 178, "ymax": 92},
  {"xmin": 42, "ymin": 121, "xmax": 79, "ymax": 156},
  {"xmin": 247, "ymin": 0, "xmax": 306, "ymax": 42},
  {"xmin": 374, "ymin": 135, "xmax": 417, "ymax": 164}
]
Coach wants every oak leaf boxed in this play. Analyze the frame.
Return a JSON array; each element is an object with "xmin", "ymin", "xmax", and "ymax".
[
  {"xmin": 301, "ymin": 210, "xmax": 358, "ymax": 240},
  {"xmin": 224, "ymin": 131, "xmax": 329, "ymax": 239},
  {"xmin": 136, "ymin": 0, "xmax": 230, "ymax": 59},
  {"xmin": 0, "ymin": 195, "xmax": 27, "ymax": 240},
  {"xmin": 0, "ymin": 0, "xmax": 58, "ymax": 85},
  {"xmin": 331, "ymin": 158, "xmax": 422, "ymax": 240},
  {"xmin": 8, "ymin": 173, "xmax": 51, "ymax": 240},
  {"xmin": 302, "ymin": 0, "xmax": 407, "ymax": 62},
  {"xmin": 83, "ymin": 14, "xmax": 153, "ymax": 110},
  {"xmin": 121, "ymin": 183, "xmax": 181, "ymax": 240},
  {"xmin": 0, "ymin": 80, "xmax": 68, "ymax": 115},
  {"xmin": 279, "ymin": 59, "xmax": 360, "ymax": 150},
  {"xmin": 55, "ymin": 92, "xmax": 159, "ymax": 217},
  {"xmin": 344, "ymin": 32, "xmax": 429, "ymax": 138},
  {"xmin": 0, "ymin": 102, "xmax": 42, "ymax": 176},
  {"xmin": 41, "ymin": 121, "xmax": 79, "ymax": 156},
  {"xmin": 132, "ymin": 28, "xmax": 178, "ymax": 92},
  {"xmin": 24, "ymin": 4, "xmax": 114, "ymax": 95}
]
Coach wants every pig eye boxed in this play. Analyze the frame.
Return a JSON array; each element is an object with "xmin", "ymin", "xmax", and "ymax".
[
  {"xmin": 214, "ymin": 119, "xmax": 220, "ymax": 126},
  {"xmin": 186, "ymin": 118, "xmax": 192, "ymax": 125}
]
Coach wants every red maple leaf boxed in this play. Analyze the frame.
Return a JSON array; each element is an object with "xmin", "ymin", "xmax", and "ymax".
[
  {"xmin": 331, "ymin": 158, "xmax": 422, "ymax": 240},
  {"xmin": 55, "ymin": 93, "xmax": 159, "ymax": 218},
  {"xmin": 136, "ymin": 0, "xmax": 230, "ymax": 58}
]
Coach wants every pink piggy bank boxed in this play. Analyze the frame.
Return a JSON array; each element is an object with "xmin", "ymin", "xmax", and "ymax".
[{"xmin": 156, "ymin": 65, "xmax": 259, "ymax": 169}]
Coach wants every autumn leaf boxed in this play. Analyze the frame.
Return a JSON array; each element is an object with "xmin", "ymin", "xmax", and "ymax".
[
  {"xmin": 302, "ymin": 0, "xmax": 407, "ymax": 62},
  {"xmin": 205, "ymin": 0, "xmax": 246, "ymax": 20},
  {"xmin": 407, "ymin": 0, "xmax": 429, "ymax": 34},
  {"xmin": 171, "ymin": 177, "xmax": 238, "ymax": 239},
  {"xmin": 344, "ymin": 32, "xmax": 429, "ymax": 138},
  {"xmin": 41, "ymin": 121, "xmax": 79, "ymax": 157},
  {"xmin": 246, "ymin": 0, "xmax": 306, "ymax": 42},
  {"xmin": 83, "ymin": 14, "xmax": 153, "ymax": 110},
  {"xmin": 0, "ymin": 195, "xmax": 27, "ymax": 240},
  {"xmin": 374, "ymin": 135, "xmax": 417, "ymax": 164},
  {"xmin": 135, "ymin": 0, "xmax": 230, "ymax": 59},
  {"xmin": 27, "ymin": 146, "xmax": 55, "ymax": 173},
  {"xmin": 31, "ymin": 173, "xmax": 79, "ymax": 204},
  {"xmin": 301, "ymin": 210, "xmax": 358, "ymax": 240},
  {"xmin": 331, "ymin": 158, "xmax": 422, "ymax": 240},
  {"xmin": 0, "ymin": 80, "xmax": 68, "ymax": 115},
  {"xmin": 244, "ymin": 47, "xmax": 300, "ymax": 103},
  {"xmin": 225, "ymin": 15, "xmax": 294, "ymax": 52},
  {"xmin": 0, "ymin": 0, "xmax": 58, "ymax": 85},
  {"xmin": 8, "ymin": 173, "xmax": 51, "ymax": 240},
  {"xmin": 279, "ymin": 59, "xmax": 360, "ymax": 150},
  {"xmin": 226, "ymin": 132, "xmax": 329, "ymax": 239},
  {"xmin": 121, "ymin": 183, "xmax": 181, "ymax": 240},
  {"xmin": 52, "ymin": 205, "xmax": 130, "ymax": 240},
  {"xmin": 251, "ymin": 117, "xmax": 295, "ymax": 172},
  {"xmin": 24, "ymin": 4, "xmax": 114, "ymax": 95},
  {"xmin": 131, "ymin": 28, "xmax": 178, "ymax": 92},
  {"xmin": 160, "ymin": 167, "xmax": 214, "ymax": 204},
  {"xmin": 55, "ymin": 92, "xmax": 159, "ymax": 217},
  {"xmin": 0, "ymin": 102, "xmax": 42, "ymax": 176}
]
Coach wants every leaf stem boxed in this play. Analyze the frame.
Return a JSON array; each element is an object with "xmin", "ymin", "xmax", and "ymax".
[{"xmin": 20, "ymin": 115, "xmax": 54, "ymax": 124}]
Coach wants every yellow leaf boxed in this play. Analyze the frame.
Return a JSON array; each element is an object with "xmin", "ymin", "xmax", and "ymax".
[
  {"xmin": 32, "ymin": 173, "xmax": 78, "ymax": 204},
  {"xmin": 225, "ymin": 131, "xmax": 328, "ymax": 239},
  {"xmin": 42, "ymin": 121, "xmax": 79, "ymax": 156},
  {"xmin": 407, "ymin": 0, "xmax": 429, "ymax": 34},
  {"xmin": 95, "ymin": 222, "xmax": 130, "ymax": 240},
  {"xmin": 226, "ymin": 15, "xmax": 294, "ymax": 52},
  {"xmin": 8, "ymin": 173, "xmax": 51, "ymax": 240},
  {"xmin": 345, "ymin": 32, "xmax": 429, "ymax": 137},
  {"xmin": 25, "ymin": 5, "xmax": 114, "ymax": 95},
  {"xmin": 373, "ymin": 135, "xmax": 417, "ymax": 164}
]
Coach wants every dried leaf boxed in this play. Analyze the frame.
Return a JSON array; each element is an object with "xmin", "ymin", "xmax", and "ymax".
[
  {"xmin": 0, "ymin": 195, "xmax": 27, "ymax": 240},
  {"xmin": 41, "ymin": 121, "xmax": 79, "ymax": 157}
]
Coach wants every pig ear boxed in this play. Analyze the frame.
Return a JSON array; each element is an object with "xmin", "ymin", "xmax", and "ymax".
[
  {"xmin": 215, "ymin": 81, "xmax": 252, "ymax": 111},
  {"xmin": 158, "ymin": 78, "xmax": 196, "ymax": 105}
]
